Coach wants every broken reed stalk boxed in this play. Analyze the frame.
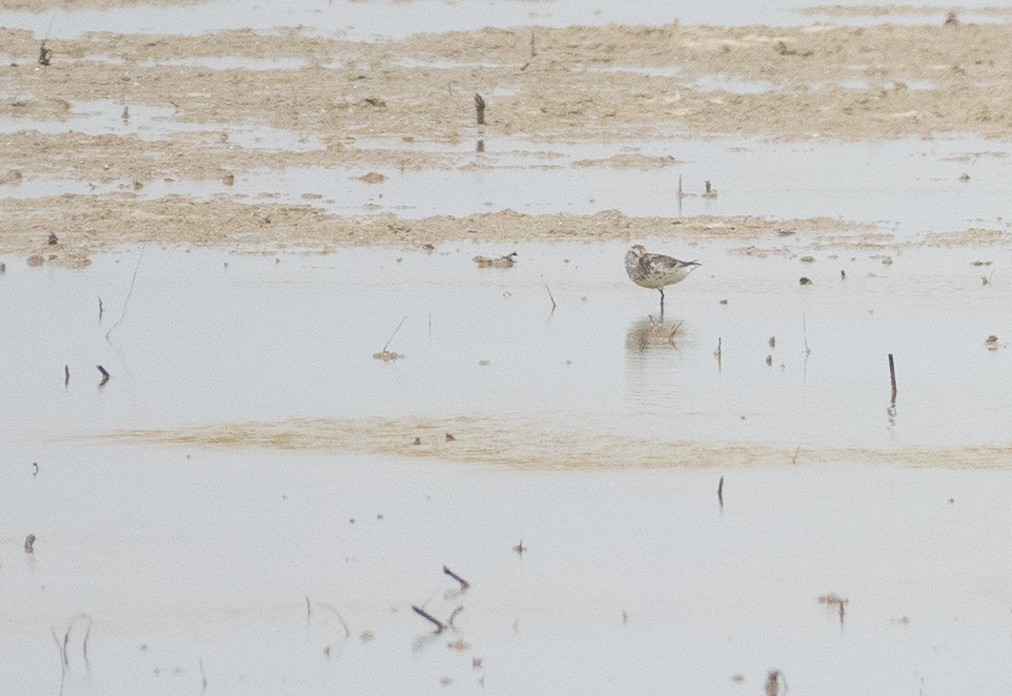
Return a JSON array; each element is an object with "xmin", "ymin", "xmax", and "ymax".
[
  {"xmin": 544, "ymin": 283, "xmax": 557, "ymax": 311},
  {"xmin": 412, "ymin": 605, "xmax": 445, "ymax": 632},
  {"xmin": 105, "ymin": 248, "xmax": 144, "ymax": 343},
  {"xmin": 383, "ymin": 316, "xmax": 408, "ymax": 353},
  {"xmin": 443, "ymin": 565, "xmax": 470, "ymax": 590},
  {"xmin": 888, "ymin": 353, "xmax": 897, "ymax": 404},
  {"xmin": 474, "ymin": 93, "xmax": 486, "ymax": 125},
  {"xmin": 717, "ymin": 476, "xmax": 724, "ymax": 508}
]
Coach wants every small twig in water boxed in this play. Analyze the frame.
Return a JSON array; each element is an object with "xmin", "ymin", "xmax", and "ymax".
[
  {"xmin": 97, "ymin": 365, "xmax": 110, "ymax": 387},
  {"xmin": 443, "ymin": 565, "xmax": 470, "ymax": 590},
  {"xmin": 717, "ymin": 476, "xmax": 724, "ymax": 508},
  {"xmin": 383, "ymin": 317, "xmax": 407, "ymax": 353},
  {"xmin": 98, "ymin": 297, "xmax": 103, "ymax": 321},
  {"xmin": 888, "ymin": 353, "xmax": 897, "ymax": 405},
  {"xmin": 374, "ymin": 317, "xmax": 408, "ymax": 361},
  {"xmin": 544, "ymin": 283, "xmax": 557, "ymax": 311},
  {"xmin": 412, "ymin": 605, "xmax": 445, "ymax": 632},
  {"xmin": 199, "ymin": 659, "xmax": 208, "ymax": 694},
  {"xmin": 64, "ymin": 365, "xmax": 69, "ymax": 387},
  {"xmin": 106, "ymin": 248, "xmax": 144, "ymax": 343}
]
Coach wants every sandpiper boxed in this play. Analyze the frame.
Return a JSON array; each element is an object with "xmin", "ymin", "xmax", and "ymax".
[{"xmin": 625, "ymin": 244, "xmax": 700, "ymax": 310}]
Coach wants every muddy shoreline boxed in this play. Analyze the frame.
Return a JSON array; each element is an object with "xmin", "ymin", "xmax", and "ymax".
[{"xmin": 3, "ymin": 18, "xmax": 1012, "ymax": 262}]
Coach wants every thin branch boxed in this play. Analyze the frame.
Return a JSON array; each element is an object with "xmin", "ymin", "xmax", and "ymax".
[
  {"xmin": 383, "ymin": 316, "xmax": 408, "ymax": 353},
  {"xmin": 544, "ymin": 283, "xmax": 557, "ymax": 311},
  {"xmin": 105, "ymin": 248, "xmax": 144, "ymax": 343}
]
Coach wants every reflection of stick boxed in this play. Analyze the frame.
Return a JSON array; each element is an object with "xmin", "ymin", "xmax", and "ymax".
[
  {"xmin": 443, "ymin": 565, "xmax": 470, "ymax": 589},
  {"xmin": 888, "ymin": 353, "xmax": 897, "ymax": 404},
  {"xmin": 412, "ymin": 605, "xmax": 445, "ymax": 632}
]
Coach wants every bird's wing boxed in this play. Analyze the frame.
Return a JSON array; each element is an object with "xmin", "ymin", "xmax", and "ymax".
[{"xmin": 644, "ymin": 253, "xmax": 699, "ymax": 271}]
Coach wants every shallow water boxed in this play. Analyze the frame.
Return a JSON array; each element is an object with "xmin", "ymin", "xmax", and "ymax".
[
  {"xmin": 3, "ymin": 245, "xmax": 1012, "ymax": 695},
  {"xmin": 2, "ymin": 443, "xmax": 1010, "ymax": 696},
  {"xmin": 0, "ymin": 0, "xmax": 988, "ymax": 41},
  {"xmin": 3, "ymin": 134, "xmax": 1009, "ymax": 234},
  {"xmin": 3, "ymin": 243, "xmax": 1012, "ymax": 453}
]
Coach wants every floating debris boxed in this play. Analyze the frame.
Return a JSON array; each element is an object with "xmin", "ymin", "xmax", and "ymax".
[
  {"xmin": 24, "ymin": 533, "xmax": 36, "ymax": 553},
  {"xmin": 473, "ymin": 252, "xmax": 517, "ymax": 268},
  {"xmin": 799, "ymin": 277, "xmax": 812, "ymax": 285}
]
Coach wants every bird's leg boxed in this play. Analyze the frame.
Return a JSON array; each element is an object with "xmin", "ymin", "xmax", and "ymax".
[{"xmin": 658, "ymin": 288, "xmax": 665, "ymax": 316}]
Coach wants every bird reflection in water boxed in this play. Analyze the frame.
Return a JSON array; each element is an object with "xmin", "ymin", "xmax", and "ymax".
[{"xmin": 625, "ymin": 314, "xmax": 686, "ymax": 353}]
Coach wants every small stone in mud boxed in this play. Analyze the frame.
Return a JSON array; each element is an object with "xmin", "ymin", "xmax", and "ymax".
[
  {"xmin": 800, "ymin": 256, "xmax": 815, "ymax": 263},
  {"xmin": 445, "ymin": 433, "xmax": 455, "ymax": 442},
  {"xmin": 47, "ymin": 232, "xmax": 58, "ymax": 245},
  {"xmin": 222, "ymin": 172, "xmax": 235, "ymax": 185},
  {"xmin": 412, "ymin": 437, "xmax": 422, "ymax": 445},
  {"xmin": 799, "ymin": 277, "xmax": 812, "ymax": 285}
]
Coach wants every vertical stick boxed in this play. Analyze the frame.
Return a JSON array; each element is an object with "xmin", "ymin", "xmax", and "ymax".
[
  {"xmin": 888, "ymin": 353, "xmax": 897, "ymax": 404},
  {"xmin": 717, "ymin": 476, "xmax": 724, "ymax": 508},
  {"xmin": 474, "ymin": 93, "xmax": 486, "ymax": 125}
]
